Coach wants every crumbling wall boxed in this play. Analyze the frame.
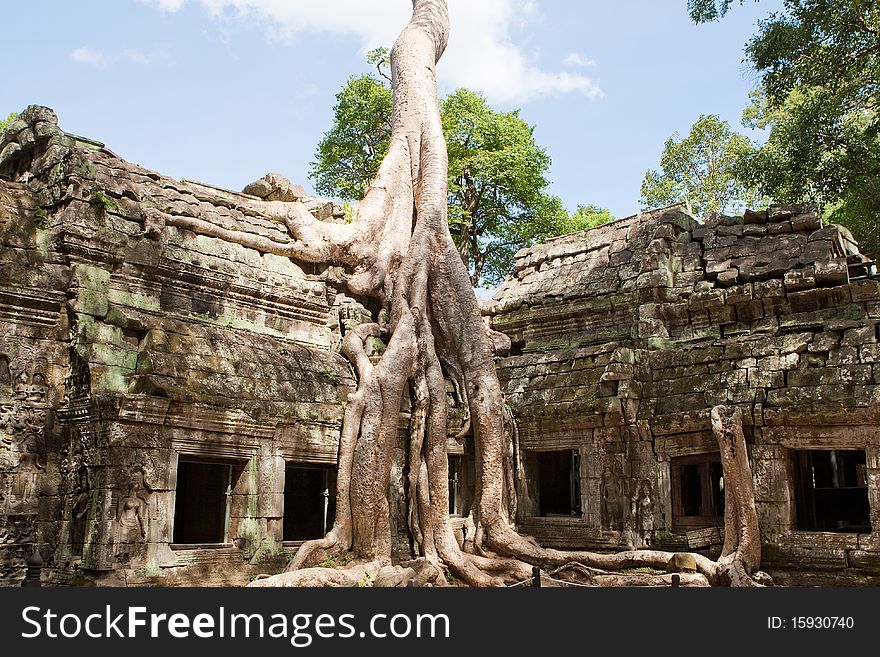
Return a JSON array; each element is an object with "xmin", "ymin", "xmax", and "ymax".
[
  {"xmin": 488, "ymin": 205, "xmax": 880, "ymax": 583},
  {"xmin": 0, "ymin": 107, "xmax": 359, "ymax": 586}
]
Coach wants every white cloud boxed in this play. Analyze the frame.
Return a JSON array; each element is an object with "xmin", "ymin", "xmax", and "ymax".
[
  {"xmin": 123, "ymin": 49, "xmax": 151, "ymax": 64},
  {"xmin": 139, "ymin": 0, "xmax": 186, "ymax": 11},
  {"xmin": 138, "ymin": 0, "xmax": 604, "ymax": 105},
  {"xmin": 71, "ymin": 45, "xmax": 168, "ymax": 68},
  {"xmin": 71, "ymin": 46, "xmax": 109, "ymax": 68},
  {"xmin": 563, "ymin": 52, "xmax": 597, "ymax": 68}
]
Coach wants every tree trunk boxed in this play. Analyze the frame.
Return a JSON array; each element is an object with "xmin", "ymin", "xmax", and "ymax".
[
  {"xmin": 711, "ymin": 405, "xmax": 762, "ymax": 586},
  {"xmin": 156, "ymin": 0, "xmax": 768, "ymax": 588}
]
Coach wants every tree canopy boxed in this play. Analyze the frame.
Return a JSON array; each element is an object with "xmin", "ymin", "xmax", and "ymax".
[
  {"xmin": 561, "ymin": 204, "xmax": 616, "ymax": 233},
  {"xmin": 0, "ymin": 113, "xmax": 18, "ymax": 133},
  {"xmin": 310, "ymin": 53, "xmax": 599, "ymax": 288},
  {"xmin": 640, "ymin": 114, "xmax": 762, "ymax": 217},
  {"xmin": 688, "ymin": 0, "xmax": 739, "ymax": 23},
  {"xmin": 687, "ymin": 1, "xmax": 880, "ymax": 260},
  {"xmin": 311, "ymin": 74, "xmax": 393, "ymax": 201},
  {"xmin": 742, "ymin": 0, "xmax": 880, "ymax": 260}
]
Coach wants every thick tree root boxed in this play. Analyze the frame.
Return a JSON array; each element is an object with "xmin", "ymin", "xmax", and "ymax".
[{"xmin": 177, "ymin": 0, "xmax": 767, "ymax": 589}]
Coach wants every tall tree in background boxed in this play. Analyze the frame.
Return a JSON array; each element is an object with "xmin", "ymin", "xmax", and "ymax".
[
  {"xmin": 311, "ymin": 53, "xmax": 573, "ymax": 287},
  {"xmin": 743, "ymin": 0, "xmax": 880, "ymax": 261},
  {"xmin": 443, "ymin": 88, "xmax": 570, "ymax": 285},
  {"xmin": 311, "ymin": 74, "xmax": 393, "ymax": 201},
  {"xmin": 688, "ymin": 0, "xmax": 739, "ymax": 23},
  {"xmin": 311, "ymin": 48, "xmax": 394, "ymax": 201},
  {"xmin": 0, "ymin": 113, "xmax": 18, "ymax": 132},
  {"xmin": 160, "ymin": 0, "xmax": 764, "ymax": 588},
  {"xmin": 691, "ymin": 0, "xmax": 880, "ymax": 261},
  {"xmin": 640, "ymin": 114, "xmax": 762, "ymax": 217},
  {"xmin": 563, "ymin": 204, "xmax": 616, "ymax": 232}
]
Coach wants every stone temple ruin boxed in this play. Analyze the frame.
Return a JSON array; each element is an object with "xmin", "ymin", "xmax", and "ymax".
[{"xmin": 2, "ymin": 106, "xmax": 880, "ymax": 585}]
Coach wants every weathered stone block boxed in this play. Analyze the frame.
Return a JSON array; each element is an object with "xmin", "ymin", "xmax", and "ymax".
[
  {"xmin": 721, "ymin": 369, "xmax": 748, "ymax": 388},
  {"xmin": 762, "ymin": 296, "xmax": 791, "ymax": 317},
  {"xmin": 716, "ymin": 269, "xmax": 739, "ymax": 287},
  {"xmin": 809, "ymin": 331, "xmax": 840, "ymax": 353},
  {"xmin": 754, "ymin": 279, "xmax": 784, "ymax": 299},
  {"xmin": 749, "ymin": 368, "xmax": 784, "ymax": 389},
  {"xmin": 756, "ymin": 353, "xmax": 799, "ymax": 371},
  {"xmin": 69, "ymin": 263, "xmax": 111, "ymax": 317},
  {"xmin": 851, "ymin": 280, "xmax": 880, "ymax": 303},
  {"xmin": 814, "ymin": 257, "xmax": 849, "ymax": 286},
  {"xmin": 736, "ymin": 300, "xmax": 765, "ymax": 323},
  {"xmin": 860, "ymin": 344, "xmax": 880, "ymax": 364},
  {"xmin": 783, "ymin": 263, "xmax": 813, "ymax": 287},
  {"xmin": 767, "ymin": 220, "xmax": 793, "ymax": 235},
  {"xmin": 743, "ymin": 208, "xmax": 767, "ymax": 224},
  {"xmin": 740, "ymin": 225, "xmax": 766, "ymax": 240},
  {"xmin": 767, "ymin": 204, "xmax": 799, "ymax": 221},
  {"xmin": 841, "ymin": 325, "xmax": 877, "ymax": 348},
  {"xmin": 827, "ymin": 346, "xmax": 859, "ymax": 366},
  {"xmin": 791, "ymin": 211, "xmax": 822, "ymax": 232}
]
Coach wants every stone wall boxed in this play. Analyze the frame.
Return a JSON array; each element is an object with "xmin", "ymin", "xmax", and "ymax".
[
  {"xmin": 487, "ymin": 205, "xmax": 880, "ymax": 583},
  {"xmin": 4, "ymin": 105, "xmax": 879, "ymax": 586},
  {"xmin": 0, "ymin": 107, "xmax": 361, "ymax": 585}
]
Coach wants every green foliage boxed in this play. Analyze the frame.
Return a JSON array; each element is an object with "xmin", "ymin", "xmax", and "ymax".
[
  {"xmin": 90, "ymin": 190, "xmax": 118, "ymax": 212},
  {"xmin": 557, "ymin": 204, "xmax": 615, "ymax": 234},
  {"xmin": 321, "ymin": 369, "xmax": 341, "ymax": 385},
  {"xmin": 746, "ymin": 1, "xmax": 879, "ymax": 111},
  {"xmin": 321, "ymin": 553, "xmax": 351, "ymax": 569},
  {"xmin": 736, "ymin": 0, "xmax": 880, "ymax": 261},
  {"xmin": 366, "ymin": 47, "xmax": 391, "ymax": 80},
  {"xmin": 640, "ymin": 114, "xmax": 764, "ymax": 217},
  {"xmin": 443, "ymin": 88, "xmax": 567, "ymax": 286},
  {"xmin": 310, "ymin": 59, "xmax": 582, "ymax": 288},
  {"xmin": 311, "ymin": 74, "xmax": 393, "ymax": 200},
  {"xmin": 0, "ymin": 112, "xmax": 18, "ymax": 133},
  {"xmin": 341, "ymin": 201, "xmax": 356, "ymax": 224},
  {"xmin": 33, "ymin": 208, "xmax": 49, "ymax": 230},
  {"xmin": 688, "ymin": 0, "xmax": 742, "ymax": 23}
]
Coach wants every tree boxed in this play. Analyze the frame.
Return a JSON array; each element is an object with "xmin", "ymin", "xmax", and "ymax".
[
  {"xmin": 311, "ymin": 57, "xmax": 568, "ymax": 288},
  {"xmin": 311, "ymin": 74, "xmax": 393, "ymax": 201},
  {"xmin": 640, "ymin": 114, "xmax": 763, "ymax": 217},
  {"xmin": 688, "ymin": 0, "xmax": 742, "ymax": 23},
  {"xmin": 443, "ymin": 88, "xmax": 570, "ymax": 286},
  {"xmin": 741, "ymin": 0, "xmax": 880, "ymax": 261},
  {"xmin": 164, "ymin": 0, "xmax": 764, "ymax": 587},
  {"xmin": 689, "ymin": 1, "xmax": 880, "ymax": 260},
  {"xmin": 559, "ymin": 204, "xmax": 615, "ymax": 233},
  {"xmin": 0, "ymin": 113, "xmax": 18, "ymax": 133}
]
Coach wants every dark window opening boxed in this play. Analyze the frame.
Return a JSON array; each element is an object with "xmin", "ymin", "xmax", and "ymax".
[
  {"xmin": 447, "ymin": 445, "xmax": 475, "ymax": 517},
  {"xmin": 449, "ymin": 455, "xmax": 461, "ymax": 515},
  {"xmin": 173, "ymin": 460, "xmax": 234, "ymax": 544},
  {"xmin": 509, "ymin": 340, "xmax": 525, "ymax": 357},
  {"xmin": 679, "ymin": 464, "xmax": 702, "ymax": 516},
  {"xmin": 284, "ymin": 465, "xmax": 336, "ymax": 541},
  {"xmin": 671, "ymin": 453, "xmax": 724, "ymax": 532},
  {"xmin": 793, "ymin": 450, "xmax": 870, "ymax": 533},
  {"xmin": 537, "ymin": 450, "xmax": 582, "ymax": 517}
]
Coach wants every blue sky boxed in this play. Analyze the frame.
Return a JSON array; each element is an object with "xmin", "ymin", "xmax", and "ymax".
[{"xmin": 1, "ymin": 0, "xmax": 783, "ymax": 220}]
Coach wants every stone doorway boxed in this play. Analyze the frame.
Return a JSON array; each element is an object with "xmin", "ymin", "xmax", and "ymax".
[
  {"xmin": 536, "ymin": 450, "xmax": 582, "ymax": 517},
  {"xmin": 670, "ymin": 452, "xmax": 724, "ymax": 533},
  {"xmin": 172, "ymin": 459, "xmax": 237, "ymax": 544},
  {"xmin": 283, "ymin": 464, "xmax": 336, "ymax": 541}
]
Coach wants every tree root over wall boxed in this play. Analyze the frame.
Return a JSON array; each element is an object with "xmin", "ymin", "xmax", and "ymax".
[{"xmin": 161, "ymin": 0, "xmax": 766, "ymax": 588}]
